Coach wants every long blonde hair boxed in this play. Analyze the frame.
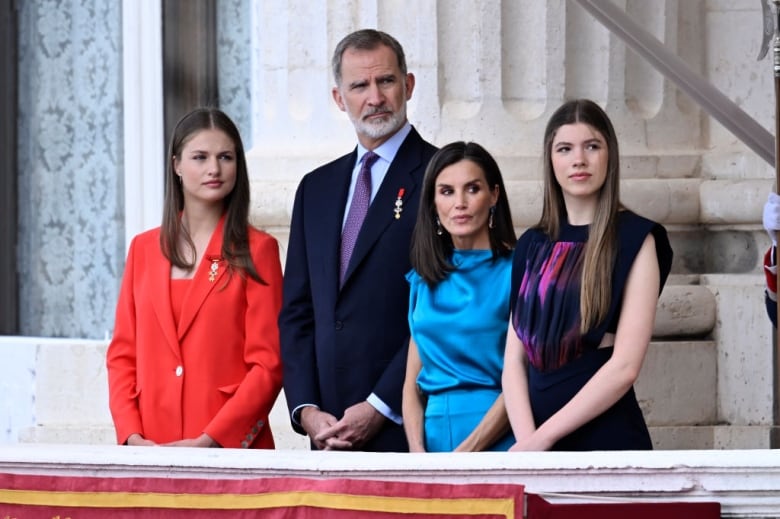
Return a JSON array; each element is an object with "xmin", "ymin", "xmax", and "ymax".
[{"xmin": 537, "ymin": 99, "xmax": 621, "ymax": 333}]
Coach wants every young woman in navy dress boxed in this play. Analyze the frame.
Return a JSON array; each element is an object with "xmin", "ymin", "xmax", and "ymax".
[{"xmin": 503, "ymin": 99, "xmax": 673, "ymax": 451}]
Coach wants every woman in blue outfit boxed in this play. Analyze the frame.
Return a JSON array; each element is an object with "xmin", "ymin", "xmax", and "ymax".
[
  {"xmin": 503, "ymin": 99, "xmax": 673, "ymax": 451},
  {"xmin": 402, "ymin": 141, "xmax": 517, "ymax": 452}
]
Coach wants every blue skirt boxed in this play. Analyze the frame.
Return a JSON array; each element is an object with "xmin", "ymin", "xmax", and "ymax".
[{"xmin": 424, "ymin": 388, "xmax": 514, "ymax": 452}]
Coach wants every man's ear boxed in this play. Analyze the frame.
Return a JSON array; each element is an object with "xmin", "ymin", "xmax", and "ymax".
[
  {"xmin": 332, "ymin": 86, "xmax": 346, "ymax": 112},
  {"xmin": 404, "ymin": 72, "xmax": 416, "ymax": 101}
]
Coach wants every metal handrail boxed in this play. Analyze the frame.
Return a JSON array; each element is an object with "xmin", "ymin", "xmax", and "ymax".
[{"xmin": 575, "ymin": 0, "xmax": 775, "ymax": 166}]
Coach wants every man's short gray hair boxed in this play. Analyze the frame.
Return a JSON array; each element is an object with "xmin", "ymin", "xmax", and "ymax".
[{"xmin": 332, "ymin": 29, "xmax": 407, "ymax": 86}]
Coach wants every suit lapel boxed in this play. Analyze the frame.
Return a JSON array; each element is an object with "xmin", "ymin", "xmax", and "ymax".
[
  {"xmin": 177, "ymin": 214, "xmax": 228, "ymax": 339},
  {"xmin": 149, "ymin": 246, "xmax": 179, "ymax": 356},
  {"xmin": 341, "ymin": 129, "xmax": 423, "ymax": 287}
]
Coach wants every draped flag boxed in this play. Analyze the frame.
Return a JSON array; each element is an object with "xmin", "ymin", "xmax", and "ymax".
[
  {"xmin": 0, "ymin": 473, "xmax": 523, "ymax": 518},
  {"xmin": 526, "ymin": 493, "xmax": 720, "ymax": 518}
]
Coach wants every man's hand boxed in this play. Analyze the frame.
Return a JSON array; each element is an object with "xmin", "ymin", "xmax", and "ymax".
[
  {"xmin": 300, "ymin": 407, "xmax": 340, "ymax": 450},
  {"xmin": 314, "ymin": 401, "xmax": 385, "ymax": 450}
]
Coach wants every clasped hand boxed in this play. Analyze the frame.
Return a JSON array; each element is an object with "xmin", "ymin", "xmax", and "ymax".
[
  {"xmin": 508, "ymin": 430, "xmax": 554, "ymax": 452},
  {"xmin": 302, "ymin": 401, "xmax": 384, "ymax": 450},
  {"xmin": 126, "ymin": 432, "xmax": 217, "ymax": 447}
]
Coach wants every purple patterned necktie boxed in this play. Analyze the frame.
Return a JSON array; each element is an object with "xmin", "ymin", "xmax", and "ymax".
[{"xmin": 340, "ymin": 151, "xmax": 379, "ymax": 286}]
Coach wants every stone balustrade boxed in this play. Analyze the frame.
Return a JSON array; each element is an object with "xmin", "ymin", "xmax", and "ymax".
[
  {"xmin": 655, "ymin": 284, "xmax": 717, "ymax": 337},
  {"xmin": 0, "ymin": 444, "xmax": 779, "ymax": 518}
]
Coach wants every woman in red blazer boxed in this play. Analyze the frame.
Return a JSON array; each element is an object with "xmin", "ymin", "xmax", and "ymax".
[{"xmin": 107, "ymin": 108, "xmax": 283, "ymax": 449}]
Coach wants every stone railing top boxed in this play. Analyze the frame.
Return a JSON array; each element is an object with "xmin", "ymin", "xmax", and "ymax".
[
  {"xmin": 1, "ymin": 444, "xmax": 779, "ymax": 516},
  {"xmin": 1, "ymin": 443, "xmax": 776, "ymax": 474}
]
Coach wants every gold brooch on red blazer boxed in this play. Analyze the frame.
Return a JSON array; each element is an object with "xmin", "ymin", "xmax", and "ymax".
[
  {"xmin": 394, "ymin": 188, "xmax": 405, "ymax": 220},
  {"xmin": 208, "ymin": 256, "xmax": 222, "ymax": 283}
]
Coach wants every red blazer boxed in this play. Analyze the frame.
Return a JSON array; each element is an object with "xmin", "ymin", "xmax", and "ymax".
[{"xmin": 107, "ymin": 218, "xmax": 283, "ymax": 448}]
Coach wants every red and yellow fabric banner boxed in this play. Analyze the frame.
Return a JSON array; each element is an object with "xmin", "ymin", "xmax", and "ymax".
[
  {"xmin": 525, "ymin": 493, "xmax": 720, "ymax": 519},
  {"xmin": 0, "ymin": 473, "xmax": 523, "ymax": 518}
]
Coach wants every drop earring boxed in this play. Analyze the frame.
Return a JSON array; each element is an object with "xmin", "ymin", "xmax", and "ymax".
[
  {"xmin": 436, "ymin": 217, "xmax": 443, "ymax": 236},
  {"xmin": 489, "ymin": 206, "xmax": 496, "ymax": 229}
]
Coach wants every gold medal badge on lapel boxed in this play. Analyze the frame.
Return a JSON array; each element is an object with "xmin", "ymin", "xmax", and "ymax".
[
  {"xmin": 208, "ymin": 256, "xmax": 221, "ymax": 283},
  {"xmin": 394, "ymin": 188, "xmax": 405, "ymax": 219}
]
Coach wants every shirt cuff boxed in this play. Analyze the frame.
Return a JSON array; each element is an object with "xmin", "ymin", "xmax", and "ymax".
[
  {"xmin": 291, "ymin": 403, "xmax": 319, "ymax": 426},
  {"xmin": 367, "ymin": 393, "xmax": 403, "ymax": 425}
]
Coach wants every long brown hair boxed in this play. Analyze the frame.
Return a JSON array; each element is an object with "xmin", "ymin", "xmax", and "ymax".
[
  {"xmin": 160, "ymin": 107, "xmax": 261, "ymax": 283},
  {"xmin": 538, "ymin": 99, "xmax": 621, "ymax": 333}
]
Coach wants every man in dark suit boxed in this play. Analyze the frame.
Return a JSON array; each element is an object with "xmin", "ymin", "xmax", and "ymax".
[{"xmin": 279, "ymin": 29, "xmax": 437, "ymax": 451}]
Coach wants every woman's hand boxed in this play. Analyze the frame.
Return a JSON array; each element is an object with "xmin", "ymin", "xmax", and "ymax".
[
  {"xmin": 402, "ymin": 338, "xmax": 427, "ymax": 452},
  {"xmin": 163, "ymin": 433, "xmax": 218, "ymax": 448},
  {"xmin": 508, "ymin": 431, "xmax": 553, "ymax": 452},
  {"xmin": 126, "ymin": 433, "xmax": 157, "ymax": 446}
]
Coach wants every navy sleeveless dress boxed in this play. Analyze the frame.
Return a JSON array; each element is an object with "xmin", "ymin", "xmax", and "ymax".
[{"xmin": 510, "ymin": 211, "xmax": 673, "ymax": 450}]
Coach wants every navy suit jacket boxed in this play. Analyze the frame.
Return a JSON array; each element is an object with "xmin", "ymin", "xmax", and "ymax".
[{"xmin": 279, "ymin": 127, "xmax": 437, "ymax": 451}]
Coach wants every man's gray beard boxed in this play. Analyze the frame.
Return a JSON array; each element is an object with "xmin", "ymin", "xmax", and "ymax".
[{"xmin": 352, "ymin": 105, "xmax": 407, "ymax": 142}]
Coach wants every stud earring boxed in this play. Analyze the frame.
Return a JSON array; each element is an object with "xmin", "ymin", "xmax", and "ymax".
[{"xmin": 436, "ymin": 217, "xmax": 443, "ymax": 236}]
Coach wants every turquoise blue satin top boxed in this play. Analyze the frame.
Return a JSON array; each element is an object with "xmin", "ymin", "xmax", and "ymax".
[{"xmin": 406, "ymin": 249, "xmax": 512, "ymax": 395}]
